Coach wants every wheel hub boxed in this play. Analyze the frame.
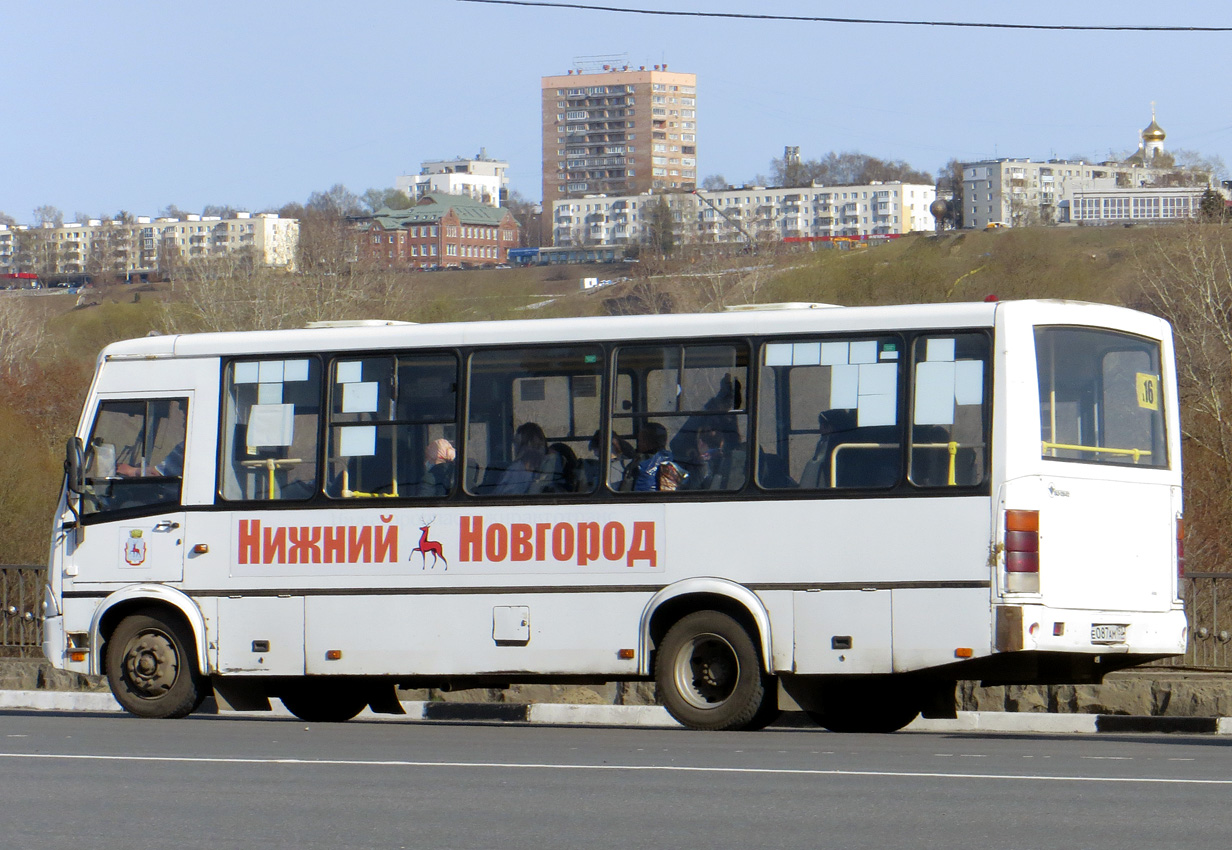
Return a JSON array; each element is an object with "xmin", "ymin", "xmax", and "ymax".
[
  {"xmin": 123, "ymin": 632, "xmax": 179, "ymax": 698},
  {"xmin": 674, "ymin": 633, "xmax": 739, "ymax": 709}
]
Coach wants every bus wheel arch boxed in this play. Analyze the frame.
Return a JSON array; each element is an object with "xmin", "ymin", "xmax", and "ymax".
[
  {"xmin": 101, "ymin": 604, "xmax": 209, "ymax": 719},
  {"xmin": 642, "ymin": 580, "xmax": 775, "ymax": 676},
  {"xmin": 643, "ymin": 583, "xmax": 777, "ymax": 731},
  {"xmin": 92, "ymin": 586, "xmax": 210, "ymax": 680}
]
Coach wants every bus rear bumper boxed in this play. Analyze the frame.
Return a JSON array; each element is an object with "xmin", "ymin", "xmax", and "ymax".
[{"xmin": 997, "ymin": 604, "xmax": 1187, "ymax": 658}]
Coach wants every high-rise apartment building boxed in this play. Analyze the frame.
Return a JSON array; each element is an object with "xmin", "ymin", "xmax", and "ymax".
[{"xmin": 541, "ymin": 65, "xmax": 697, "ymax": 207}]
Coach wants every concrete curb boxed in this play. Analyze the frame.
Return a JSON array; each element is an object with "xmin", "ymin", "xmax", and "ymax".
[{"xmin": 1, "ymin": 690, "xmax": 1229, "ymax": 734}]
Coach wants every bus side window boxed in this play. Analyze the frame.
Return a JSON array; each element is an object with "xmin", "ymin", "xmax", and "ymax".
[
  {"xmin": 465, "ymin": 346, "xmax": 603, "ymax": 497},
  {"xmin": 757, "ymin": 337, "xmax": 902, "ymax": 490},
  {"xmin": 610, "ymin": 343, "xmax": 749, "ymax": 493},
  {"xmin": 83, "ymin": 398, "xmax": 187, "ymax": 517},
  {"xmin": 220, "ymin": 358, "xmax": 321, "ymax": 501},
  {"xmin": 324, "ymin": 353, "xmax": 458, "ymax": 499},
  {"xmin": 909, "ymin": 334, "xmax": 989, "ymax": 488}
]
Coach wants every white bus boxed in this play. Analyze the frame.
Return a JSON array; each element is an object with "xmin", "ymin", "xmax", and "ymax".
[{"xmin": 42, "ymin": 299, "xmax": 1187, "ymax": 732}]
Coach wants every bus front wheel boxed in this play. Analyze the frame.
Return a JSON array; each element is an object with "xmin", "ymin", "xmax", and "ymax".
[
  {"xmin": 279, "ymin": 680, "xmax": 370, "ymax": 723},
  {"xmin": 656, "ymin": 610, "xmax": 769, "ymax": 731},
  {"xmin": 105, "ymin": 610, "xmax": 207, "ymax": 719}
]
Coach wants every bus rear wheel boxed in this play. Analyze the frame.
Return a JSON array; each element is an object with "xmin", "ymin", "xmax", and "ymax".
[
  {"xmin": 106, "ymin": 610, "xmax": 206, "ymax": 719},
  {"xmin": 656, "ymin": 610, "xmax": 769, "ymax": 731},
  {"xmin": 279, "ymin": 680, "xmax": 370, "ymax": 723}
]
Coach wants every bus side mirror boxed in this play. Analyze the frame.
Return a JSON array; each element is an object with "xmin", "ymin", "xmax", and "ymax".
[{"xmin": 65, "ymin": 437, "xmax": 86, "ymax": 495}]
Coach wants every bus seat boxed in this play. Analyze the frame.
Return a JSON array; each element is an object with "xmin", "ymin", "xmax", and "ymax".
[
  {"xmin": 909, "ymin": 425, "xmax": 952, "ymax": 486},
  {"xmin": 799, "ymin": 409, "xmax": 859, "ymax": 489},
  {"xmin": 830, "ymin": 425, "xmax": 900, "ymax": 488},
  {"xmin": 757, "ymin": 451, "xmax": 796, "ymax": 488}
]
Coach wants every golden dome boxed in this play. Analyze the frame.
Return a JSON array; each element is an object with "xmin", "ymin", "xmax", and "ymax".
[{"xmin": 1142, "ymin": 118, "xmax": 1166, "ymax": 142}]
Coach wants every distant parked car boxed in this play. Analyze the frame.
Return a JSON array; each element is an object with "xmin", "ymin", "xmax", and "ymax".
[
  {"xmin": 985, "ymin": 221, "xmax": 1008, "ymax": 230},
  {"xmin": 495, "ymin": 263, "xmax": 511, "ymax": 269}
]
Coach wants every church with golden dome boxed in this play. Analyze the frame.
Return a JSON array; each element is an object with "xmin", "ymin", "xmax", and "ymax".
[{"xmin": 1128, "ymin": 105, "xmax": 1167, "ymax": 165}]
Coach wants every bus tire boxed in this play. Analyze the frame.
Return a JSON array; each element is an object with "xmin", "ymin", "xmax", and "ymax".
[
  {"xmin": 742, "ymin": 694, "xmax": 783, "ymax": 731},
  {"xmin": 105, "ymin": 610, "xmax": 206, "ymax": 719},
  {"xmin": 656, "ymin": 610, "xmax": 767, "ymax": 731},
  {"xmin": 279, "ymin": 680, "xmax": 369, "ymax": 723}
]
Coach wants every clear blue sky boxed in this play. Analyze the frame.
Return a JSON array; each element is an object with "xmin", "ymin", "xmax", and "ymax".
[{"xmin": 3, "ymin": 0, "xmax": 1229, "ymax": 222}]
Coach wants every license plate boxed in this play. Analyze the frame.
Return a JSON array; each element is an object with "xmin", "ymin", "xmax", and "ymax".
[{"xmin": 1091, "ymin": 624, "xmax": 1127, "ymax": 644}]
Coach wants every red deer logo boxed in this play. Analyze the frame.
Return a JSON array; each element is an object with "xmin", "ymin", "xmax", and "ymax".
[{"xmin": 410, "ymin": 516, "xmax": 447, "ymax": 570}]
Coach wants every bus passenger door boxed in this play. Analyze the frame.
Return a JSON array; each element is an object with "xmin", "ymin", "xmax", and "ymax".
[{"xmin": 69, "ymin": 395, "xmax": 192, "ymax": 584}]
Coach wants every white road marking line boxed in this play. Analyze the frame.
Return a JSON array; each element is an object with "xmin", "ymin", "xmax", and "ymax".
[
  {"xmin": 0, "ymin": 751, "xmax": 1225, "ymax": 785},
  {"xmin": 1081, "ymin": 756, "xmax": 1133, "ymax": 760}
]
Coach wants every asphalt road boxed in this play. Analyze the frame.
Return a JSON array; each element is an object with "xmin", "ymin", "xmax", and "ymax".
[{"xmin": 1, "ymin": 711, "xmax": 1230, "ymax": 850}]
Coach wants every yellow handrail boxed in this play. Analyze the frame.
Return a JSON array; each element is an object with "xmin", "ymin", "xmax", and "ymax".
[
  {"xmin": 1041, "ymin": 442, "xmax": 1150, "ymax": 463},
  {"xmin": 830, "ymin": 441, "xmax": 964, "ymax": 486},
  {"xmin": 241, "ymin": 457, "xmax": 302, "ymax": 499},
  {"xmin": 340, "ymin": 468, "xmax": 400, "ymax": 499}
]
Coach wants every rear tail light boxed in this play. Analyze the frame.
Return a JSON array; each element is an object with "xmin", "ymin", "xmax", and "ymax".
[{"xmin": 1005, "ymin": 509, "xmax": 1040, "ymax": 593}]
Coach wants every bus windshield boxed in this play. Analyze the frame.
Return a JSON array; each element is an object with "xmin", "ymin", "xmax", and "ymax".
[{"xmin": 1036, "ymin": 326, "xmax": 1168, "ymax": 468}]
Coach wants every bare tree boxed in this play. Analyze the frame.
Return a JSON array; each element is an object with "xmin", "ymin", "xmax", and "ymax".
[
  {"xmin": 1134, "ymin": 222, "xmax": 1232, "ymax": 572},
  {"xmin": 307, "ymin": 184, "xmax": 363, "ymax": 218},
  {"xmin": 936, "ymin": 159, "xmax": 965, "ymax": 230},
  {"xmin": 0, "ymin": 294, "xmax": 45, "ymax": 376},
  {"xmin": 769, "ymin": 151, "xmax": 933, "ymax": 188},
  {"xmin": 202, "ymin": 204, "xmax": 240, "ymax": 219},
  {"xmin": 32, "ymin": 205, "xmax": 63, "ymax": 227},
  {"xmin": 361, "ymin": 188, "xmax": 413, "ymax": 214}
]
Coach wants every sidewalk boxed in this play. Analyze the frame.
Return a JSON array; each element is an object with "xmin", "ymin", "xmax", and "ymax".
[{"xmin": 2, "ymin": 688, "xmax": 1230, "ymax": 734}]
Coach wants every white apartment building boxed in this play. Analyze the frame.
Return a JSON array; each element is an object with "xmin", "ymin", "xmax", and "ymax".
[
  {"xmin": 0, "ymin": 212, "xmax": 299, "ymax": 278},
  {"xmin": 961, "ymin": 158, "xmax": 1198, "ymax": 229},
  {"xmin": 551, "ymin": 182, "xmax": 936, "ymax": 247},
  {"xmin": 395, "ymin": 150, "xmax": 509, "ymax": 208}
]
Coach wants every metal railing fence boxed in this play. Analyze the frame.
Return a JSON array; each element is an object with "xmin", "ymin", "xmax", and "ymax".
[
  {"xmin": 1, "ymin": 565, "xmax": 44, "ymax": 658},
  {"xmin": 1175, "ymin": 572, "xmax": 1232, "ymax": 669}
]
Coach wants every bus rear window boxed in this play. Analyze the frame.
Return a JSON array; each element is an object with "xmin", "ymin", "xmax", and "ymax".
[{"xmin": 1035, "ymin": 327, "xmax": 1167, "ymax": 468}]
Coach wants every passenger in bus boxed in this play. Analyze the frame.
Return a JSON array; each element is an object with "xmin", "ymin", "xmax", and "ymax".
[
  {"xmin": 692, "ymin": 424, "xmax": 745, "ymax": 490},
  {"xmin": 417, "ymin": 438, "xmax": 456, "ymax": 497},
  {"xmin": 626, "ymin": 422, "xmax": 687, "ymax": 492},
  {"xmin": 493, "ymin": 422, "xmax": 550, "ymax": 495},
  {"xmin": 669, "ymin": 373, "xmax": 742, "ymax": 462},
  {"xmin": 546, "ymin": 442, "xmax": 580, "ymax": 493},
  {"xmin": 590, "ymin": 431, "xmax": 633, "ymax": 490}
]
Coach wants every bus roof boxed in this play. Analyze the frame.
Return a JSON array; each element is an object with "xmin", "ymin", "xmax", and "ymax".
[{"xmin": 98, "ymin": 300, "xmax": 1154, "ymax": 361}]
